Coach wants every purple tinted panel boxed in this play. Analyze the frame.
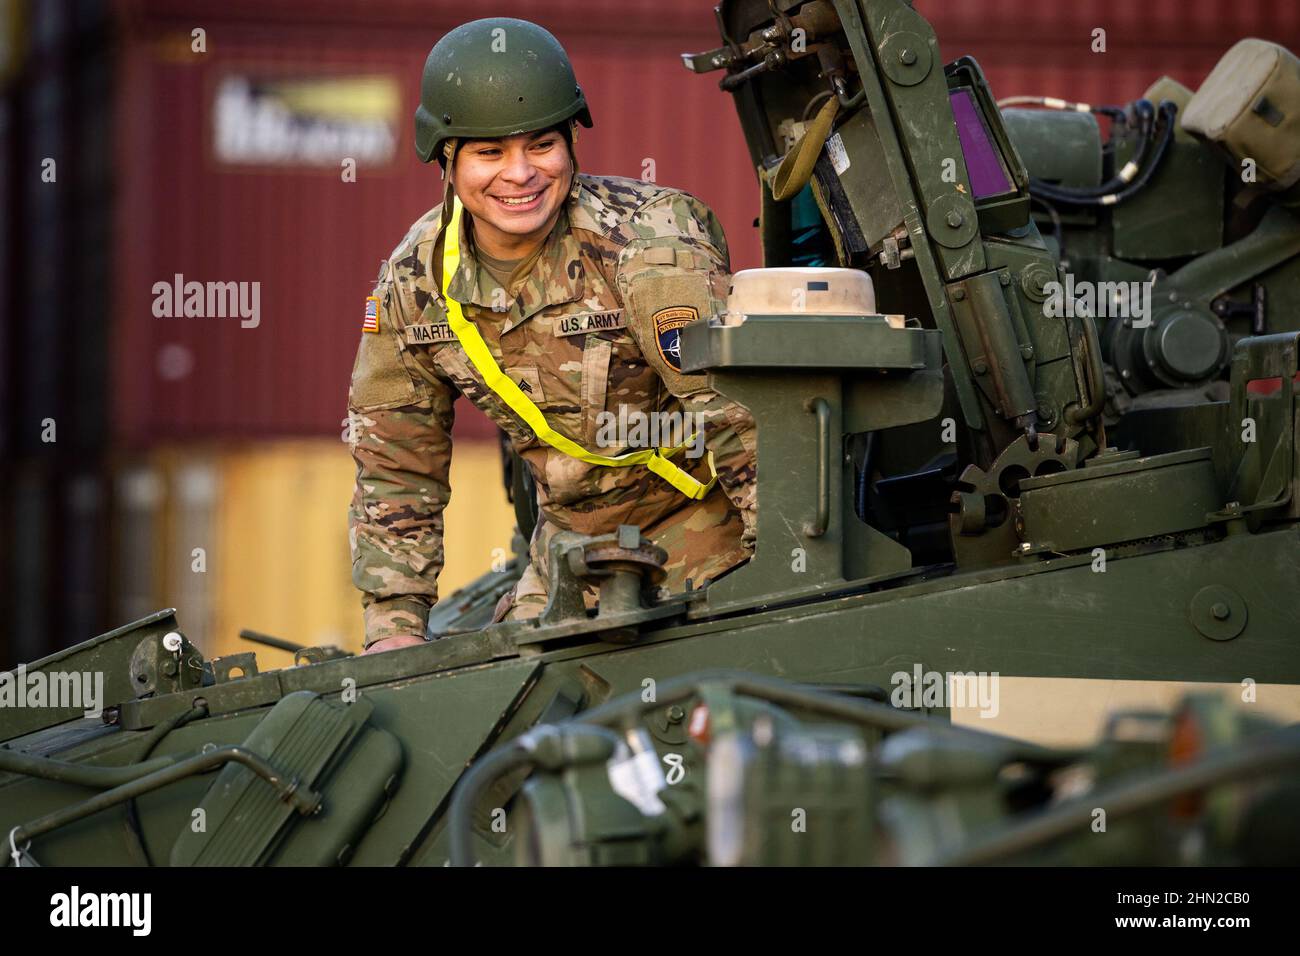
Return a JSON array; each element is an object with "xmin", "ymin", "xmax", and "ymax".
[{"xmin": 950, "ymin": 88, "xmax": 1012, "ymax": 199}]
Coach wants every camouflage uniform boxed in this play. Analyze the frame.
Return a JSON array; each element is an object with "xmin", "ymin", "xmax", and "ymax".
[{"xmin": 348, "ymin": 173, "xmax": 757, "ymax": 645}]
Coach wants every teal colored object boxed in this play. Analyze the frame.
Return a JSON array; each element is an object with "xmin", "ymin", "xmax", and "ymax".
[{"xmin": 791, "ymin": 185, "xmax": 829, "ymax": 267}]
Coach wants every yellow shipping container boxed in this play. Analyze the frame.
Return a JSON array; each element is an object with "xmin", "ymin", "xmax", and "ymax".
[{"xmin": 129, "ymin": 438, "xmax": 515, "ymax": 666}]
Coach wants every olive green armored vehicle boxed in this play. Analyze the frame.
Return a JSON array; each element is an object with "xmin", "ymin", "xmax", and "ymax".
[{"xmin": 4, "ymin": 0, "xmax": 1299, "ymax": 867}]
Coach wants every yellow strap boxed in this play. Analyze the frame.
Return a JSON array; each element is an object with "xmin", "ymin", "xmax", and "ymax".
[{"xmin": 440, "ymin": 197, "xmax": 718, "ymax": 500}]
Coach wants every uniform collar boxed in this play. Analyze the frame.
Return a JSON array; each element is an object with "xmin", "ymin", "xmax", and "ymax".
[
  {"xmin": 434, "ymin": 188, "xmax": 587, "ymax": 335},
  {"xmin": 507, "ymin": 208, "xmax": 585, "ymax": 333}
]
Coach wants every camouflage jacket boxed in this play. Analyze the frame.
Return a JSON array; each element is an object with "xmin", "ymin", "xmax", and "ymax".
[{"xmin": 348, "ymin": 174, "xmax": 758, "ymax": 645}]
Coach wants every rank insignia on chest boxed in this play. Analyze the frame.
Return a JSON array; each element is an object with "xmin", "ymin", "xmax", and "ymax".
[
  {"xmin": 555, "ymin": 309, "xmax": 627, "ymax": 338},
  {"xmin": 404, "ymin": 323, "xmax": 458, "ymax": 346},
  {"xmin": 652, "ymin": 306, "xmax": 697, "ymax": 371},
  {"xmin": 507, "ymin": 367, "xmax": 545, "ymax": 401},
  {"xmin": 362, "ymin": 296, "xmax": 380, "ymax": 333}
]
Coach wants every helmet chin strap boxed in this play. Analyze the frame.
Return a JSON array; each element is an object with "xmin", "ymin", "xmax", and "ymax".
[
  {"xmin": 566, "ymin": 121, "xmax": 581, "ymax": 197},
  {"xmin": 440, "ymin": 137, "xmax": 460, "ymax": 229}
]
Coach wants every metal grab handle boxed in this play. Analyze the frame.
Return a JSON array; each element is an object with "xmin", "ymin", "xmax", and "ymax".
[
  {"xmin": 804, "ymin": 397, "xmax": 831, "ymax": 537},
  {"xmin": 6, "ymin": 745, "xmax": 321, "ymax": 851},
  {"xmin": 1066, "ymin": 313, "xmax": 1106, "ymax": 425}
]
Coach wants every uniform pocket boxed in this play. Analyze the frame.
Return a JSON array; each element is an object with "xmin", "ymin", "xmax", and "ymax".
[
  {"xmin": 431, "ymin": 348, "xmax": 534, "ymax": 445},
  {"xmin": 581, "ymin": 337, "xmax": 612, "ymax": 445},
  {"xmin": 350, "ymin": 289, "xmax": 422, "ymax": 410},
  {"xmin": 535, "ymin": 337, "xmax": 585, "ymax": 428},
  {"xmin": 531, "ymin": 334, "xmax": 613, "ymax": 449}
]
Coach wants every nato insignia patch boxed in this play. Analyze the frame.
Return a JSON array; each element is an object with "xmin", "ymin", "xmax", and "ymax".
[
  {"xmin": 652, "ymin": 306, "xmax": 697, "ymax": 371},
  {"xmin": 363, "ymin": 296, "xmax": 380, "ymax": 333}
]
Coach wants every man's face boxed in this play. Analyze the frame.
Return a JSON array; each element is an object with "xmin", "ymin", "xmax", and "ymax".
[{"xmin": 452, "ymin": 128, "xmax": 573, "ymax": 254}]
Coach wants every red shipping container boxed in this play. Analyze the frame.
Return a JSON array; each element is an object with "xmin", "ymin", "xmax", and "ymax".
[{"xmin": 108, "ymin": 0, "xmax": 1300, "ymax": 445}]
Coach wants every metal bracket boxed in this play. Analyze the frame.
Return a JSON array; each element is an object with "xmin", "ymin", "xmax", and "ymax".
[{"xmin": 211, "ymin": 652, "xmax": 259, "ymax": 684}]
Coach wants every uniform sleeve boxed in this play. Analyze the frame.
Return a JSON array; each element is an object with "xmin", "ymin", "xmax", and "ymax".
[
  {"xmin": 347, "ymin": 264, "xmax": 456, "ymax": 646},
  {"xmin": 616, "ymin": 192, "xmax": 758, "ymax": 551}
]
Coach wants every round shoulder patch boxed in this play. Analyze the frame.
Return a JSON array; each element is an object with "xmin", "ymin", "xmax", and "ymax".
[{"xmin": 652, "ymin": 306, "xmax": 698, "ymax": 372}]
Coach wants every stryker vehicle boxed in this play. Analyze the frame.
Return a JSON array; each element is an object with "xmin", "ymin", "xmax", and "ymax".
[{"xmin": 4, "ymin": 0, "xmax": 1299, "ymax": 867}]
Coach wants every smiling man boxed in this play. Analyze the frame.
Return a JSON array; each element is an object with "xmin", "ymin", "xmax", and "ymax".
[{"xmin": 348, "ymin": 18, "xmax": 757, "ymax": 653}]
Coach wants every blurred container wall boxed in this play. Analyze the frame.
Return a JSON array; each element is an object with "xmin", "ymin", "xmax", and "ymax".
[
  {"xmin": 925, "ymin": 0, "xmax": 1300, "ymax": 110},
  {"xmin": 9, "ymin": 463, "xmax": 53, "ymax": 666},
  {"xmin": 1, "ymin": 0, "xmax": 114, "ymax": 666},
  {"xmin": 209, "ymin": 441, "xmax": 358, "ymax": 665},
  {"xmin": 206, "ymin": 438, "xmax": 514, "ymax": 663},
  {"xmin": 100, "ymin": 439, "xmax": 514, "ymax": 663},
  {"xmin": 63, "ymin": 472, "xmax": 111, "ymax": 645},
  {"xmin": 13, "ymin": 1, "xmax": 113, "ymax": 461},
  {"xmin": 1, "ymin": 92, "xmax": 13, "ymax": 665},
  {"xmin": 107, "ymin": 0, "xmax": 1300, "ymax": 446},
  {"xmin": 3, "ymin": 464, "xmax": 107, "ymax": 667},
  {"xmin": 112, "ymin": 462, "xmax": 168, "ymax": 629}
]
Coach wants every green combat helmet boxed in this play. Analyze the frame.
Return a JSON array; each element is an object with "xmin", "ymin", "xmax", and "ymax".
[{"xmin": 414, "ymin": 17, "xmax": 593, "ymax": 164}]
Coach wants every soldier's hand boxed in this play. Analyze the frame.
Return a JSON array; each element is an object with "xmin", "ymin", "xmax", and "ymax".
[{"xmin": 362, "ymin": 635, "xmax": 427, "ymax": 655}]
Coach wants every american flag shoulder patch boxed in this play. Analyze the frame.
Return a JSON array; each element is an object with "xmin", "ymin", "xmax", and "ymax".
[{"xmin": 363, "ymin": 296, "xmax": 380, "ymax": 333}]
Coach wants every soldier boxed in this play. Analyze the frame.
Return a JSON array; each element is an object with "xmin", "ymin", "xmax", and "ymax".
[{"xmin": 349, "ymin": 17, "xmax": 757, "ymax": 653}]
